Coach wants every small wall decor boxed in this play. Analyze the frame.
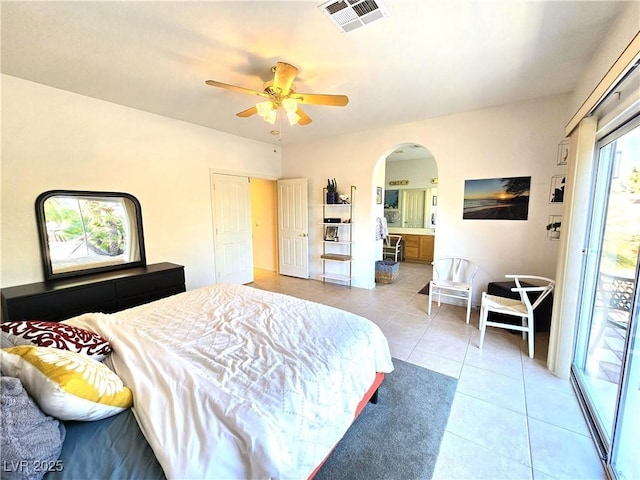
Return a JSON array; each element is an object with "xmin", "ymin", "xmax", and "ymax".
[
  {"xmin": 549, "ymin": 175, "xmax": 566, "ymax": 203},
  {"xmin": 557, "ymin": 138, "xmax": 569, "ymax": 166},
  {"xmin": 546, "ymin": 215, "xmax": 562, "ymax": 240},
  {"xmin": 463, "ymin": 176, "xmax": 531, "ymax": 220},
  {"xmin": 324, "ymin": 226, "xmax": 338, "ymax": 241},
  {"xmin": 376, "ymin": 187, "xmax": 382, "ymax": 204},
  {"xmin": 384, "ymin": 189, "xmax": 399, "ymax": 209},
  {"xmin": 388, "ymin": 180, "xmax": 409, "ymax": 186}
]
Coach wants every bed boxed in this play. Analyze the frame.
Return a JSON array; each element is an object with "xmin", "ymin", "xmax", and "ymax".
[{"xmin": 2, "ymin": 283, "xmax": 393, "ymax": 479}]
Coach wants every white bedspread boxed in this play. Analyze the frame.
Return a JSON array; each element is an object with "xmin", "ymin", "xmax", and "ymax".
[{"xmin": 64, "ymin": 283, "xmax": 393, "ymax": 479}]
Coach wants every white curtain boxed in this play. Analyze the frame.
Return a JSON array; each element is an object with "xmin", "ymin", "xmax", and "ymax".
[{"xmin": 547, "ymin": 118, "xmax": 597, "ymax": 379}]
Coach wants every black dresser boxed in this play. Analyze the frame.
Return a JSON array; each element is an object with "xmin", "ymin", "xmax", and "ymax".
[{"xmin": 1, "ymin": 262, "xmax": 185, "ymax": 322}]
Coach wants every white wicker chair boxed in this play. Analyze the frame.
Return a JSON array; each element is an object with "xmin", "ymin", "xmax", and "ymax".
[
  {"xmin": 382, "ymin": 235, "xmax": 402, "ymax": 262},
  {"xmin": 479, "ymin": 274, "xmax": 555, "ymax": 358},
  {"xmin": 428, "ymin": 257, "xmax": 478, "ymax": 323}
]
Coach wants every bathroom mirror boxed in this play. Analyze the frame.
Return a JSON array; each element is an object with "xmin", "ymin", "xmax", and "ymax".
[
  {"xmin": 36, "ymin": 190, "xmax": 147, "ymax": 280},
  {"xmin": 384, "ymin": 188, "xmax": 437, "ymax": 228}
]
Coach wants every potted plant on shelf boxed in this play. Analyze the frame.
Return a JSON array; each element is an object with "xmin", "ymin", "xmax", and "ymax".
[
  {"xmin": 546, "ymin": 220, "xmax": 561, "ymax": 239},
  {"xmin": 326, "ymin": 178, "xmax": 339, "ymax": 204}
]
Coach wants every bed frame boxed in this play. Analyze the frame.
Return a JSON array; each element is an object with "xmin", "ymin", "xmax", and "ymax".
[{"xmin": 308, "ymin": 371, "xmax": 384, "ymax": 479}]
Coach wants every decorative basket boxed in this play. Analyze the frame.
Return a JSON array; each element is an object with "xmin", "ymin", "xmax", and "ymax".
[{"xmin": 375, "ymin": 260, "xmax": 399, "ymax": 284}]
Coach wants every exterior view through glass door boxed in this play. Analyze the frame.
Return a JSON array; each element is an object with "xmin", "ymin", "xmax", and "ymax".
[{"xmin": 572, "ymin": 114, "xmax": 639, "ymax": 480}]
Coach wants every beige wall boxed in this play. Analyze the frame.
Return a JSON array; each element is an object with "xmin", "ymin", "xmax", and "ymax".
[
  {"xmin": 282, "ymin": 94, "xmax": 570, "ymax": 297},
  {"xmin": 1, "ymin": 75, "xmax": 281, "ymax": 289},
  {"xmin": 1, "ymin": 74, "xmax": 571, "ymax": 302},
  {"xmin": 250, "ymin": 178, "xmax": 277, "ymax": 272}
]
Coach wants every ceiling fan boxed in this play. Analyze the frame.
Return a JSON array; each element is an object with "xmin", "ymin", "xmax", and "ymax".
[{"xmin": 205, "ymin": 62, "xmax": 349, "ymax": 126}]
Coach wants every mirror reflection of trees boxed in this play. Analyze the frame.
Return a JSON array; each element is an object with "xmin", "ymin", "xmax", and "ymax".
[
  {"xmin": 44, "ymin": 197, "xmax": 127, "ymax": 260},
  {"xmin": 36, "ymin": 190, "xmax": 146, "ymax": 280}
]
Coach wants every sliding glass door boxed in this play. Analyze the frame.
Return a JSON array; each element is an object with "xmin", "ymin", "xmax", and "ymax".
[{"xmin": 572, "ymin": 114, "xmax": 639, "ymax": 480}]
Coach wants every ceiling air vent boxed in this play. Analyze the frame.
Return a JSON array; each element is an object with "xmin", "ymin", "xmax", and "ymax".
[{"xmin": 318, "ymin": 0, "xmax": 389, "ymax": 33}]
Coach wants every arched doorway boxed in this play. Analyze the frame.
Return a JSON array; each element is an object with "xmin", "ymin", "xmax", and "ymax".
[
  {"xmin": 383, "ymin": 143, "xmax": 438, "ymax": 235},
  {"xmin": 370, "ymin": 142, "xmax": 439, "ymax": 289}
]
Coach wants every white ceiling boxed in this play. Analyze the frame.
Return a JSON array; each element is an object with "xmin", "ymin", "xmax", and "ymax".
[{"xmin": 1, "ymin": 1, "xmax": 627, "ymax": 146}]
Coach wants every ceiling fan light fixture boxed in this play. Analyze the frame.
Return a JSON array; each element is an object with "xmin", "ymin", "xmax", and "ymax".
[
  {"xmin": 282, "ymin": 98, "xmax": 301, "ymax": 124},
  {"xmin": 282, "ymin": 97, "xmax": 298, "ymax": 114},
  {"xmin": 256, "ymin": 100, "xmax": 275, "ymax": 117},
  {"xmin": 206, "ymin": 61, "xmax": 347, "ymax": 128},
  {"xmin": 287, "ymin": 111, "xmax": 301, "ymax": 125},
  {"xmin": 264, "ymin": 109, "xmax": 277, "ymax": 124}
]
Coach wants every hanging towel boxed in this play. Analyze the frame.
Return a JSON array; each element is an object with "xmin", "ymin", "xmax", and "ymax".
[{"xmin": 375, "ymin": 217, "xmax": 389, "ymax": 240}]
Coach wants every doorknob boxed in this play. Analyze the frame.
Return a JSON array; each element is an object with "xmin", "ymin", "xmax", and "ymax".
[{"xmin": 299, "ymin": 233, "xmax": 308, "ymax": 237}]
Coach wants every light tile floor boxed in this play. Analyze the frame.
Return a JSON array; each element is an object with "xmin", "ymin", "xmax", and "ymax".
[{"xmin": 250, "ymin": 262, "xmax": 606, "ymax": 480}]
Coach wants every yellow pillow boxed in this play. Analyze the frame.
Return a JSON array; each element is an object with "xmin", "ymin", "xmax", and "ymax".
[{"xmin": 1, "ymin": 345, "xmax": 133, "ymax": 421}]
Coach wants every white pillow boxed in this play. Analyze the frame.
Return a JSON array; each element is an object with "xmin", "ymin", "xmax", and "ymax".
[{"xmin": 1, "ymin": 346, "xmax": 132, "ymax": 421}]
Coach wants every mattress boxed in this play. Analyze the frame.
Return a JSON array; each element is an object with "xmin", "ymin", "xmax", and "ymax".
[{"xmin": 64, "ymin": 283, "xmax": 394, "ymax": 479}]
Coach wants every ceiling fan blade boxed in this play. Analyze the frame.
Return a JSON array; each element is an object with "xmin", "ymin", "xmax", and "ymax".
[
  {"xmin": 293, "ymin": 92, "xmax": 349, "ymax": 106},
  {"xmin": 236, "ymin": 106, "xmax": 258, "ymax": 118},
  {"xmin": 205, "ymin": 80, "xmax": 268, "ymax": 98},
  {"xmin": 272, "ymin": 62, "xmax": 298, "ymax": 95},
  {"xmin": 296, "ymin": 106, "xmax": 312, "ymax": 125}
]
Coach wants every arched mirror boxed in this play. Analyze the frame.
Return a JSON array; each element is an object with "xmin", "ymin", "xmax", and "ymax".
[
  {"xmin": 36, "ymin": 190, "xmax": 146, "ymax": 280},
  {"xmin": 384, "ymin": 144, "xmax": 438, "ymax": 230}
]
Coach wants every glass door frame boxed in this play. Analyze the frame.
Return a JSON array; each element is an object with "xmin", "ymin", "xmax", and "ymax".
[{"xmin": 570, "ymin": 112, "xmax": 640, "ymax": 479}]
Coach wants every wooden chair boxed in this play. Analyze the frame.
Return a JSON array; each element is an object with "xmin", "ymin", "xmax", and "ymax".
[{"xmin": 479, "ymin": 275, "xmax": 555, "ymax": 358}]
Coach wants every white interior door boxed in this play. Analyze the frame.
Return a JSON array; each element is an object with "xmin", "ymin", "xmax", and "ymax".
[
  {"xmin": 402, "ymin": 189, "xmax": 426, "ymax": 228},
  {"xmin": 277, "ymin": 178, "xmax": 309, "ymax": 278},
  {"xmin": 211, "ymin": 173, "xmax": 253, "ymax": 284}
]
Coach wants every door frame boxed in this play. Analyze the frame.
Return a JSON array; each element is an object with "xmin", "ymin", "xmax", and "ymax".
[
  {"xmin": 209, "ymin": 168, "xmax": 284, "ymax": 281},
  {"xmin": 570, "ymin": 112, "xmax": 640, "ymax": 478}
]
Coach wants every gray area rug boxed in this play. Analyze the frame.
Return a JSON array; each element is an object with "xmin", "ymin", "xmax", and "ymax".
[{"xmin": 315, "ymin": 357, "xmax": 458, "ymax": 480}]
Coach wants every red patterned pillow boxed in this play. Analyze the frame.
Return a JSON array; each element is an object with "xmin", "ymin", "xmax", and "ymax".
[{"xmin": 0, "ymin": 321, "xmax": 111, "ymax": 361}]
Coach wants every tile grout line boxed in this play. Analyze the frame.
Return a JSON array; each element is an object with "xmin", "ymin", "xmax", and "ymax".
[{"xmin": 519, "ymin": 350, "xmax": 536, "ymax": 479}]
